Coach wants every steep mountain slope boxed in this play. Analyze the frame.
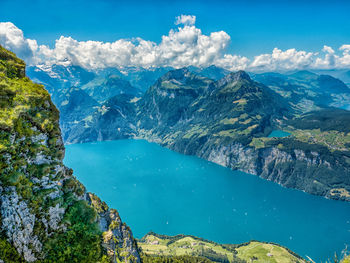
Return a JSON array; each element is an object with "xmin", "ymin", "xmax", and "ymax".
[
  {"xmin": 80, "ymin": 74, "xmax": 142, "ymax": 103},
  {"xmin": 55, "ymin": 87, "xmax": 100, "ymax": 142},
  {"xmin": 137, "ymin": 69, "xmax": 289, "ymax": 170},
  {"xmin": 137, "ymin": 68, "xmax": 214, "ymax": 131},
  {"xmin": 252, "ymin": 70, "xmax": 350, "ymax": 112},
  {"xmin": 71, "ymin": 67, "xmax": 291, "ymax": 147},
  {"xmin": 26, "ymin": 66, "xmax": 146, "ymax": 143},
  {"xmin": 64, "ymin": 94, "xmax": 138, "ymax": 143},
  {"xmin": 26, "ymin": 64, "xmax": 96, "ymax": 96},
  {"xmin": 120, "ymin": 67, "xmax": 173, "ymax": 92},
  {"xmin": 312, "ymin": 69, "xmax": 350, "ymax": 86},
  {"xmin": 0, "ymin": 45, "xmax": 140, "ymax": 262},
  {"xmin": 26, "ymin": 67, "xmax": 143, "ymax": 142}
]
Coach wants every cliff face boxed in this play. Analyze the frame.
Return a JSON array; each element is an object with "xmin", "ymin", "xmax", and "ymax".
[
  {"xmin": 0, "ymin": 45, "xmax": 140, "ymax": 262},
  {"xmin": 199, "ymin": 142, "xmax": 350, "ymax": 201}
]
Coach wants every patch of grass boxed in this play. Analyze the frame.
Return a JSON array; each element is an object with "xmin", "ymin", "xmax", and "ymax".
[
  {"xmin": 220, "ymin": 118, "xmax": 238, "ymax": 125},
  {"xmin": 249, "ymin": 137, "xmax": 273, "ymax": 149},
  {"xmin": 138, "ymin": 233, "xmax": 305, "ymax": 263},
  {"xmin": 289, "ymin": 128, "xmax": 350, "ymax": 152},
  {"xmin": 215, "ymin": 129, "xmax": 238, "ymax": 138},
  {"xmin": 236, "ymin": 241, "xmax": 304, "ymax": 263},
  {"xmin": 233, "ymin": 98, "xmax": 247, "ymax": 105},
  {"xmin": 183, "ymin": 125, "xmax": 208, "ymax": 139}
]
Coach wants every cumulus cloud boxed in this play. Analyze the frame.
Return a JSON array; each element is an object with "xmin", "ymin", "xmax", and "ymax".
[
  {"xmin": 0, "ymin": 20, "xmax": 230, "ymax": 70},
  {"xmin": 0, "ymin": 22, "xmax": 38, "ymax": 63},
  {"xmin": 175, "ymin": 15, "xmax": 196, "ymax": 26},
  {"xmin": 338, "ymin": 45, "xmax": 350, "ymax": 67},
  {"xmin": 216, "ymin": 54, "xmax": 250, "ymax": 71},
  {"xmin": 249, "ymin": 48, "xmax": 314, "ymax": 72},
  {"xmin": 0, "ymin": 18, "xmax": 350, "ymax": 72}
]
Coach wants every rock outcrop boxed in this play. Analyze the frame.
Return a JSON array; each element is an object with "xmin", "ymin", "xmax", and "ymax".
[{"xmin": 0, "ymin": 45, "xmax": 140, "ymax": 262}]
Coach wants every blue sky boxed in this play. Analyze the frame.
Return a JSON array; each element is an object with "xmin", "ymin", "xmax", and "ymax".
[
  {"xmin": 1, "ymin": 0, "xmax": 350, "ymax": 57},
  {"xmin": 1, "ymin": 0, "xmax": 350, "ymax": 71}
]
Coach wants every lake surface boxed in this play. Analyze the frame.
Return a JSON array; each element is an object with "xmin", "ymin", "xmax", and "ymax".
[
  {"xmin": 64, "ymin": 139, "xmax": 350, "ymax": 262},
  {"xmin": 268, "ymin": 130, "xmax": 291, "ymax": 138}
]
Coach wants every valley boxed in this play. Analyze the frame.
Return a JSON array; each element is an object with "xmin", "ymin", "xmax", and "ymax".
[{"xmin": 27, "ymin": 64, "xmax": 350, "ymax": 202}]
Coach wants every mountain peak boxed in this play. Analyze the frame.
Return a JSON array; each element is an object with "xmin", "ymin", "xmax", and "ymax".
[
  {"xmin": 217, "ymin": 70, "xmax": 251, "ymax": 86},
  {"xmin": 289, "ymin": 70, "xmax": 318, "ymax": 80},
  {"xmin": 162, "ymin": 67, "xmax": 190, "ymax": 81}
]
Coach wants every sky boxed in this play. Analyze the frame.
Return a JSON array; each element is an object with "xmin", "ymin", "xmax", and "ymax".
[{"xmin": 0, "ymin": 0, "xmax": 350, "ymax": 71}]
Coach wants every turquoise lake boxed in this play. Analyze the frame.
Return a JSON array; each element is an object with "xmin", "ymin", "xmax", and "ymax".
[
  {"xmin": 64, "ymin": 139, "xmax": 350, "ymax": 262},
  {"xmin": 268, "ymin": 130, "xmax": 291, "ymax": 138}
]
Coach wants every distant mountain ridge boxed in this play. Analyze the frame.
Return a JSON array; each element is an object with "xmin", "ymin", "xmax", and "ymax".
[{"xmin": 251, "ymin": 70, "xmax": 350, "ymax": 112}]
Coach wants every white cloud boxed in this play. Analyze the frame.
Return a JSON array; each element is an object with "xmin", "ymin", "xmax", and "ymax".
[
  {"xmin": 338, "ymin": 45, "xmax": 350, "ymax": 67},
  {"xmin": 323, "ymin": 45, "xmax": 335, "ymax": 54},
  {"xmin": 249, "ymin": 48, "xmax": 314, "ymax": 72},
  {"xmin": 0, "ymin": 21, "xmax": 230, "ymax": 70},
  {"xmin": 0, "ymin": 19, "xmax": 350, "ymax": 72},
  {"xmin": 175, "ymin": 15, "xmax": 196, "ymax": 26},
  {"xmin": 156, "ymin": 26, "xmax": 230, "ymax": 68},
  {"xmin": 216, "ymin": 54, "xmax": 250, "ymax": 71},
  {"xmin": 314, "ymin": 45, "xmax": 337, "ymax": 69},
  {"xmin": 0, "ymin": 22, "xmax": 38, "ymax": 63}
]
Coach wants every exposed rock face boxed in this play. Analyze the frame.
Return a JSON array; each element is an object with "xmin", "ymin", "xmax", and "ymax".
[
  {"xmin": 87, "ymin": 193, "xmax": 141, "ymax": 263},
  {"xmin": 0, "ymin": 45, "xmax": 140, "ymax": 262},
  {"xmin": 0, "ymin": 187, "xmax": 42, "ymax": 262},
  {"xmin": 205, "ymin": 143, "xmax": 257, "ymax": 175}
]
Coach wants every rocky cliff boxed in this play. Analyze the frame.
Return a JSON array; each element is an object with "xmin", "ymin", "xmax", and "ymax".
[{"xmin": 0, "ymin": 45, "xmax": 140, "ymax": 262}]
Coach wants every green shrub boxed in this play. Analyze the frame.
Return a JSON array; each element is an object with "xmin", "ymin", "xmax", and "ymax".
[{"xmin": 43, "ymin": 201, "xmax": 103, "ymax": 262}]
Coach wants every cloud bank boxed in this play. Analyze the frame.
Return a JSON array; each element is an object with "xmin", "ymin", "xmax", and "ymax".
[{"xmin": 1, "ymin": 15, "xmax": 350, "ymax": 72}]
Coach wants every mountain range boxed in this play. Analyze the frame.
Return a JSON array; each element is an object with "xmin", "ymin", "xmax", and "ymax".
[{"xmin": 26, "ymin": 63, "xmax": 350, "ymax": 202}]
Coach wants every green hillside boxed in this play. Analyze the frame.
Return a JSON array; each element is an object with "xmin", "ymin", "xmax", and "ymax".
[{"xmin": 138, "ymin": 233, "xmax": 306, "ymax": 263}]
